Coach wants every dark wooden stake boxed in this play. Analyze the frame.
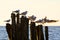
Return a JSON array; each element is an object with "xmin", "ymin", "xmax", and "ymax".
[
  {"xmin": 45, "ymin": 26, "xmax": 48, "ymax": 40},
  {"xmin": 15, "ymin": 13, "xmax": 20, "ymax": 40},
  {"xmin": 30, "ymin": 22, "xmax": 37, "ymax": 40},
  {"xmin": 36, "ymin": 25, "xmax": 44, "ymax": 40},
  {"xmin": 20, "ymin": 16, "xmax": 29, "ymax": 40},
  {"xmin": 11, "ymin": 13, "xmax": 16, "ymax": 40},
  {"xmin": 6, "ymin": 23, "xmax": 12, "ymax": 40},
  {"xmin": 16, "ymin": 12, "xmax": 19, "ymax": 24}
]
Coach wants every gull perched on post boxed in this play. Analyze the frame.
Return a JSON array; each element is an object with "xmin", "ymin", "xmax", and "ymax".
[
  {"xmin": 35, "ymin": 16, "xmax": 58, "ymax": 24},
  {"xmin": 4, "ymin": 19, "xmax": 10, "ymax": 22},
  {"xmin": 12, "ymin": 10, "xmax": 27, "ymax": 15},
  {"xmin": 12, "ymin": 10, "xmax": 20, "ymax": 13},
  {"xmin": 20, "ymin": 11, "xmax": 27, "ymax": 16},
  {"xmin": 28, "ymin": 15, "xmax": 36, "ymax": 22}
]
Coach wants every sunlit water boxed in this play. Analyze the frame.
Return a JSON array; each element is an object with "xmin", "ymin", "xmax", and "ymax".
[{"xmin": 0, "ymin": 26, "xmax": 60, "ymax": 40}]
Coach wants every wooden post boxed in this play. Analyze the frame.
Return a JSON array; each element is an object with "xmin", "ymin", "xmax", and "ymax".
[
  {"xmin": 15, "ymin": 13, "xmax": 20, "ymax": 40},
  {"xmin": 11, "ymin": 13, "xmax": 16, "ymax": 40},
  {"xmin": 36, "ymin": 25, "xmax": 44, "ymax": 40},
  {"xmin": 45, "ymin": 26, "xmax": 48, "ymax": 40},
  {"xmin": 6, "ymin": 23, "xmax": 12, "ymax": 40},
  {"xmin": 16, "ymin": 12, "xmax": 19, "ymax": 24},
  {"xmin": 30, "ymin": 22, "xmax": 37, "ymax": 40},
  {"xmin": 11, "ymin": 13, "xmax": 16, "ymax": 25},
  {"xmin": 16, "ymin": 23, "xmax": 21, "ymax": 40},
  {"xmin": 20, "ymin": 16, "xmax": 29, "ymax": 40}
]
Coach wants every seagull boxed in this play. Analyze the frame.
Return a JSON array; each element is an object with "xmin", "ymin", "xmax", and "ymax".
[
  {"xmin": 28, "ymin": 15, "xmax": 36, "ymax": 21},
  {"xmin": 35, "ymin": 16, "xmax": 58, "ymax": 24},
  {"xmin": 20, "ymin": 11, "xmax": 27, "ymax": 15},
  {"xmin": 4, "ymin": 19, "xmax": 10, "ymax": 22},
  {"xmin": 13, "ymin": 10, "xmax": 20, "ymax": 13}
]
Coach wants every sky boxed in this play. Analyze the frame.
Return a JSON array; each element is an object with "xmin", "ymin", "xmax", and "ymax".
[{"xmin": 0, "ymin": 0, "xmax": 60, "ymax": 26}]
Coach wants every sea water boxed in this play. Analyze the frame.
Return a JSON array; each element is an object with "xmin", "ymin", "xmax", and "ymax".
[
  {"xmin": 0, "ymin": 26, "xmax": 8, "ymax": 40},
  {"xmin": 0, "ymin": 26, "xmax": 60, "ymax": 40},
  {"xmin": 48, "ymin": 26, "xmax": 60, "ymax": 40}
]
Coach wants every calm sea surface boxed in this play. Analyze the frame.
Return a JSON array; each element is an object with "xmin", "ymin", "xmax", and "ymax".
[{"xmin": 0, "ymin": 26, "xmax": 60, "ymax": 40}]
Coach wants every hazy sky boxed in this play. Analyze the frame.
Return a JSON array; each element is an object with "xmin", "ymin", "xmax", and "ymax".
[{"xmin": 0, "ymin": 0, "xmax": 60, "ymax": 26}]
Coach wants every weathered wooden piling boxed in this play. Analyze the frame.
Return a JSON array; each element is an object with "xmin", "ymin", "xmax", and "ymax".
[
  {"xmin": 11, "ymin": 13, "xmax": 16, "ymax": 40},
  {"xmin": 6, "ymin": 23, "xmax": 12, "ymax": 40},
  {"xmin": 11, "ymin": 13, "xmax": 16, "ymax": 25},
  {"xmin": 45, "ymin": 26, "xmax": 48, "ymax": 40},
  {"xmin": 36, "ymin": 25, "xmax": 44, "ymax": 40},
  {"xmin": 16, "ymin": 12, "xmax": 19, "ymax": 24},
  {"xmin": 30, "ymin": 22, "xmax": 37, "ymax": 40},
  {"xmin": 15, "ymin": 23, "xmax": 20, "ymax": 40},
  {"xmin": 15, "ymin": 13, "xmax": 20, "ymax": 40},
  {"xmin": 19, "ymin": 16, "xmax": 29, "ymax": 40}
]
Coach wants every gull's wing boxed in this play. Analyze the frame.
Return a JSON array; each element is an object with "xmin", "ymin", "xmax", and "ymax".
[
  {"xmin": 20, "ymin": 11, "xmax": 27, "ymax": 15},
  {"xmin": 4, "ymin": 19, "xmax": 10, "ymax": 22},
  {"xmin": 35, "ymin": 19, "xmax": 42, "ymax": 23},
  {"xmin": 13, "ymin": 10, "xmax": 20, "ymax": 13},
  {"xmin": 46, "ymin": 19, "xmax": 58, "ymax": 23},
  {"xmin": 28, "ymin": 15, "xmax": 36, "ymax": 21}
]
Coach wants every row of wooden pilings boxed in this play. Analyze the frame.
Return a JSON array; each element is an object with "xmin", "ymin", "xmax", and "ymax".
[{"xmin": 6, "ymin": 12, "xmax": 48, "ymax": 40}]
